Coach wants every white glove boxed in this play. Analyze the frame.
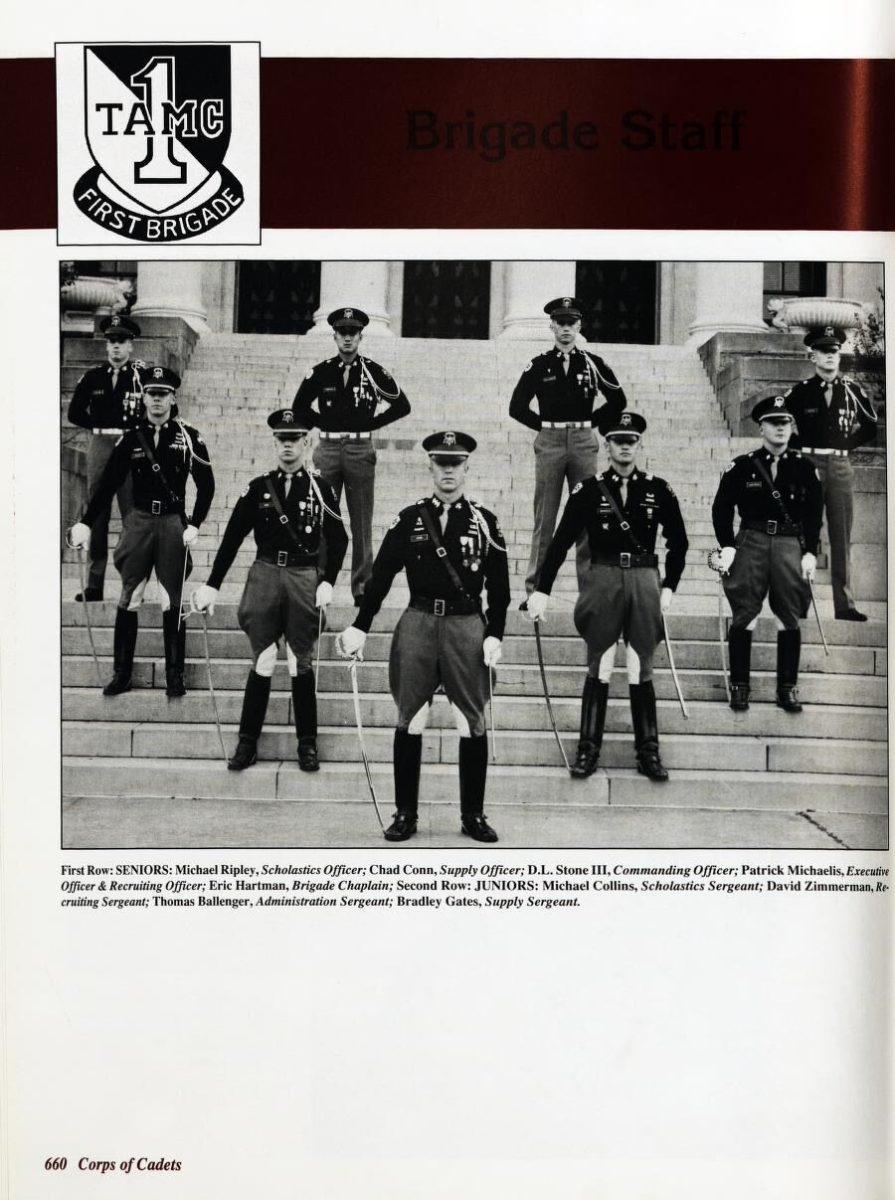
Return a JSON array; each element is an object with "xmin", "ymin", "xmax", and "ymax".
[
  {"xmin": 316, "ymin": 581, "xmax": 334, "ymax": 609},
  {"xmin": 718, "ymin": 546, "xmax": 736, "ymax": 574},
  {"xmin": 660, "ymin": 587, "xmax": 673, "ymax": 613},
  {"xmin": 801, "ymin": 552, "xmax": 817, "ymax": 582},
  {"xmin": 483, "ymin": 636, "xmax": 502, "ymax": 667},
  {"xmin": 69, "ymin": 522, "xmax": 90, "ymax": 549},
  {"xmin": 191, "ymin": 584, "xmax": 218, "ymax": 615},
  {"xmin": 337, "ymin": 625, "xmax": 367, "ymax": 660},
  {"xmin": 526, "ymin": 591, "xmax": 550, "ymax": 621},
  {"xmin": 182, "ymin": 524, "xmax": 199, "ymax": 546}
]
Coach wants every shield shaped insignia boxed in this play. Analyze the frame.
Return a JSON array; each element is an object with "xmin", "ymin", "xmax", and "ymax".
[
  {"xmin": 443, "ymin": 432, "xmax": 457, "ymax": 445},
  {"xmin": 774, "ymin": 396, "xmax": 784, "ymax": 408},
  {"xmin": 84, "ymin": 44, "xmax": 232, "ymax": 214},
  {"xmin": 621, "ymin": 413, "xmax": 632, "ymax": 426}
]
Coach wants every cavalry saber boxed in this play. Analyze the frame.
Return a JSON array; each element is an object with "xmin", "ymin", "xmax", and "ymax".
[
  {"xmin": 808, "ymin": 579, "xmax": 830, "ymax": 656},
  {"xmin": 68, "ymin": 534, "xmax": 103, "ymax": 687},
  {"xmin": 198, "ymin": 611, "xmax": 228, "ymax": 764},
  {"xmin": 533, "ymin": 619, "xmax": 571, "ymax": 772},
  {"xmin": 315, "ymin": 606, "xmax": 324, "ymax": 689},
  {"xmin": 661, "ymin": 613, "xmax": 689, "ymax": 719},
  {"xmin": 488, "ymin": 666, "xmax": 498, "ymax": 763},
  {"xmin": 348, "ymin": 656, "xmax": 386, "ymax": 833},
  {"xmin": 176, "ymin": 545, "xmax": 191, "ymax": 633},
  {"xmin": 707, "ymin": 549, "xmax": 731, "ymax": 703}
]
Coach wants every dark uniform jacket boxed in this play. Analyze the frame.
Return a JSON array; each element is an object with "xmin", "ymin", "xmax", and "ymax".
[
  {"xmin": 207, "ymin": 469, "xmax": 348, "ymax": 589},
  {"xmin": 509, "ymin": 347, "xmax": 627, "ymax": 431},
  {"xmin": 354, "ymin": 495, "xmax": 511, "ymax": 639},
  {"xmin": 292, "ymin": 355, "xmax": 411, "ymax": 433},
  {"xmin": 537, "ymin": 468, "xmax": 688, "ymax": 593},
  {"xmin": 83, "ymin": 418, "xmax": 215, "ymax": 528},
  {"xmin": 67, "ymin": 361, "xmax": 145, "ymax": 430},
  {"xmin": 784, "ymin": 374, "xmax": 878, "ymax": 452},
  {"xmin": 712, "ymin": 449, "xmax": 824, "ymax": 556}
]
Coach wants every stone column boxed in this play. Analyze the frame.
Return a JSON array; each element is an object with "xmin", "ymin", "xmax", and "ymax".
[
  {"xmin": 498, "ymin": 261, "xmax": 576, "ymax": 338},
  {"xmin": 687, "ymin": 262, "xmax": 768, "ymax": 346},
  {"xmin": 131, "ymin": 262, "xmax": 209, "ymax": 334},
  {"xmin": 310, "ymin": 261, "xmax": 393, "ymax": 335}
]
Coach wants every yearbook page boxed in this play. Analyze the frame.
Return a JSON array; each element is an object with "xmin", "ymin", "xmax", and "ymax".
[{"xmin": 1, "ymin": 3, "xmax": 892, "ymax": 1198}]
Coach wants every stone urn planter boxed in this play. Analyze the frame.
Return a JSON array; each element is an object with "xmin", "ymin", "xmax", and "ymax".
[{"xmin": 767, "ymin": 296, "xmax": 867, "ymax": 350}]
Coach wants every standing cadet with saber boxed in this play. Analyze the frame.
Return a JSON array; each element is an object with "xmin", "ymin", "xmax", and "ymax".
[
  {"xmin": 711, "ymin": 395, "xmax": 824, "ymax": 714},
  {"xmin": 191, "ymin": 410, "xmax": 348, "ymax": 773},
  {"xmin": 526, "ymin": 412, "xmax": 688, "ymax": 782},
  {"xmin": 69, "ymin": 366, "xmax": 214, "ymax": 698},
  {"xmin": 66, "ymin": 314, "xmax": 145, "ymax": 600},
  {"xmin": 292, "ymin": 307, "xmax": 411, "ymax": 606},
  {"xmin": 509, "ymin": 296, "xmax": 627, "ymax": 604},
  {"xmin": 337, "ymin": 432, "xmax": 510, "ymax": 844}
]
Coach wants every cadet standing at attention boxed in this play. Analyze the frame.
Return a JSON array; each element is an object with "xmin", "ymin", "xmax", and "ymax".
[
  {"xmin": 526, "ymin": 411, "xmax": 688, "ymax": 782},
  {"xmin": 509, "ymin": 296, "xmax": 627, "ymax": 603},
  {"xmin": 337, "ymin": 432, "xmax": 510, "ymax": 844},
  {"xmin": 69, "ymin": 366, "xmax": 215, "ymax": 699},
  {"xmin": 292, "ymin": 307, "xmax": 411, "ymax": 605},
  {"xmin": 66, "ymin": 314, "xmax": 145, "ymax": 600},
  {"xmin": 191, "ymin": 410, "xmax": 348, "ymax": 773},
  {"xmin": 711, "ymin": 395, "xmax": 824, "ymax": 713},
  {"xmin": 782, "ymin": 326, "xmax": 878, "ymax": 621}
]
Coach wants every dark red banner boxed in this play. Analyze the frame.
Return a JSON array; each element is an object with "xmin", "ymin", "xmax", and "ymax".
[{"xmin": 4, "ymin": 57, "xmax": 894, "ymax": 230}]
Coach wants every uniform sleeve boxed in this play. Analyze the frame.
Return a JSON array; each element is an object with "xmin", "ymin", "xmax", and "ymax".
[
  {"xmin": 508, "ymin": 362, "xmax": 542, "ymax": 431},
  {"xmin": 82, "ymin": 435, "xmax": 132, "ymax": 525},
  {"xmin": 207, "ymin": 488, "xmax": 257, "ymax": 589},
  {"xmin": 711, "ymin": 461, "xmax": 741, "ymax": 548},
  {"xmin": 367, "ymin": 363, "xmax": 411, "ymax": 430},
  {"xmin": 67, "ymin": 371, "xmax": 95, "ymax": 428},
  {"xmin": 588, "ymin": 354, "xmax": 628, "ymax": 427},
  {"xmin": 318, "ymin": 478, "xmax": 349, "ymax": 585},
  {"xmin": 482, "ymin": 510, "xmax": 510, "ymax": 640},
  {"xmin": 658, "ymin": 483, "xmax": 688, "ymax": 591},
  {"xmin": 292, "ymin": 368, "xmax": 323, "ymax": 429},
  {"xmin": 535, "ymin": 484, "xmax": 589, "ymax": 594},
  {"xmin": 353, "ymin": 513, "xmax": 411, "ymax": 632},
  {"xmin": 187, "ymin": 429, "xmax": 215, "ymax": 527},
  {"xmin": 848, "ymin": 381, "xmax": 879, "ymax": 449},
  {"xmin": 801, "ymin": 459, "xmax": 824, "ymax": 556}
]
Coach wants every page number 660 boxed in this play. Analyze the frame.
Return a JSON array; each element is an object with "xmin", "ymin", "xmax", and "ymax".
[{"xmin": 45, "ymin": 1157, "xmax": 68, "ymax": 1170}]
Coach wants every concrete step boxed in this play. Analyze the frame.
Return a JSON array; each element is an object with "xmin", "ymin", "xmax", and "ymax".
[{"xmin": 62, "ymin": 717, "xmax": 887, "ymax": 776}]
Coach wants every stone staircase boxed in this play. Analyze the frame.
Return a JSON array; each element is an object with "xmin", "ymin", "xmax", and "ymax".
[{"xmin": 61, "ymin": 334, "xmax": 888, "ymax": 849}]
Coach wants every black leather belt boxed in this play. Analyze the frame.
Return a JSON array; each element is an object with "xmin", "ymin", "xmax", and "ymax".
[
  {"xmin": 591, "ymin": 552, "xmax": 658, "ymax": 569},
  {"xmin": 741, "ymin": 519, "xmax": 802, "ymax": 537},
  {"xmin": 257, "ymin": 549, "xmax": 317, "ymax": 568},
  {"xmin": 409, "ymin": 596, "xmax": 482, "ymax": 617},
  {"xmin": 135, "ymin": 500, "xmax": 183, "ymax": 517}
]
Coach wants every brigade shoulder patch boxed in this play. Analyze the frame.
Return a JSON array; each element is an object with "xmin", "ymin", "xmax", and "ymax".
[
  {"xmin": 523, "ymin": 360, "xmax": 533, "ymax": 372},
  {"xmin": 571, "ymin": 481, "xmax": 583, "ymax": 494},
  {"xmin": 389, "ymin": 516, "xmax": 400, "ymax": 530},
  {"xmin": 724, "ymin": 461, "xmax": 736, "ymax": 473}
]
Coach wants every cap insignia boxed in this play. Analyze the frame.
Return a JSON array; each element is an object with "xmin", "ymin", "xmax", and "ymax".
[
  {"xmin": 283, "ymin": 411, "xmax": 293, "ymax": 423},
  {"xmin": 620, "ymin": 413, "xmax": 632, "ymax": 426},
  {"xmin": 824, "ymin": 326, "xmax": 834, "ymax": 337},
  {"xmin": 153, "ymin": 367, "xmax": 163, "ymax": 379},
  {"xmin": 774, "ymin": 396, "xmax": 784, "ymax": 408},
  {"xmin": 344, "ymin": 309, "xmax": 353, "ymax": 319},
  {"xmin": 443, "ymin": 431, "xmax": 456, "ymax": 446}
]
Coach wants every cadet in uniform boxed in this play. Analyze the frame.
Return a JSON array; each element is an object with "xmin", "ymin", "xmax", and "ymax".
[
  {"xmin": 292, "ymin": 307, "xmax": 411, "ymax": 605},
  {"xmin": 66, "ymin": 314, "xmax": 145, "ymax": 600},
  {"xmin": 711, "ymin": 395, "xmax": 824, "ymax": 713},
  {"xmin": 192, "ymin": 410, "xmax": 348, "ymax": 772},
  {"xmin": 509, "ymin": 296, "xmax": 628, "ymax": 600},
  {"xmin": 783, "ymin": 326, "xmax": 878, "ymax": 620},
  {"xmin": 527, "ymin": 411, "xmax": 688, "ymax": 781},
  {"xmin": 69, "ymin": 366, "xmax": 215, "ymax": 699},
  {"xmin": 337, "ymin": 432, "xmax": 510, "ymax": 843}
]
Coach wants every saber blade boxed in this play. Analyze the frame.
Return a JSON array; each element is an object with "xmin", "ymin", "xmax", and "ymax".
[
  {"xmin": 808, "ymin": 580, "xmax": 830, "ymax": 656},
  {"xmin": 348, "ymin": 658, "xmax": 386, "ymax": 832},
  {"xmin": 534, "ymin": 619, "xmax": 571, "ymax": 772},
  {"xmin": 200, "ymin": 613, "xmax": 229, "ymax": 764},
  {"xmin": 176, "ymin": 545, "xmax": 190, "ymax": 633},
  {"xmin": 70, "ymin": 539, "xmax": 103, "ymax": 687},
  {"xmin": 662, "ymin": 612, "xmax": 689, "ymax": 719},
  {"xmin": 315, "ymin": 606, "xmax": 324, "ymax": 689},
  {"xmin": 488, "ymin": 666, "xmax": 497, "ymax": 763}
]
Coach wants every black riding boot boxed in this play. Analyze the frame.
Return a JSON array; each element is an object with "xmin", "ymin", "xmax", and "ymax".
[
  {"xmin": 292, "ymin": 672, "xmax": 319, "ymax": 771},
  {"xmin": 162, "ymin": 610, "xmax": 187, "ymax": 697},
  {"xmin": 630, "ymin": 681, "xmax": 668, "ymax": 782},
  {"xmin": 776, "ymin": 628, "xmax": 803, "ymax": 713},
  {"xmin": 570, "ymin": 677, "xmax": 609, "ymax": 778},
  {"xmin": 384, "ymin": 730, "xmax": 422, "ymax": 842},
  {"xmin": 459, "ymin": 735, "xmax": 497, "ymax": 842},
  {"xmin": 228, "ymin": 671, "xmax": 272, "ymax": 770},
  {"xmin": 728, "ymin": 627, "xmax": 752, "ymax": 712},
  {"xmin": 103, "ymin": 608, "xmax": 138, "ymax": 696}
]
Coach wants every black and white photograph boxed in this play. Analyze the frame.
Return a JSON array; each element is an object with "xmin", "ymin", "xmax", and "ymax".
[{"xmin": 59, "ymin": 258, "xmax": 888, "ymax": 850}]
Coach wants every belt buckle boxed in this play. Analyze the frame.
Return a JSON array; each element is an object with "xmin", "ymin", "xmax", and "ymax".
[
  {"xmin": 619, "ymin": 552, "xmax": 631, "ymax": 568},
  {"xmin": 433, "ymin": 599, "xmax": 446, "ymax": 616},
  {"xmin": 151, "ymin": 500, "xmax": 161, "ymax": 515},
  {"xmin": 767, "ymin": 520, "xmax": 777, "ymax": 535},
  {"xmin": 276, "ymin": 550, "xmax": 289, "ymax": 567}
]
